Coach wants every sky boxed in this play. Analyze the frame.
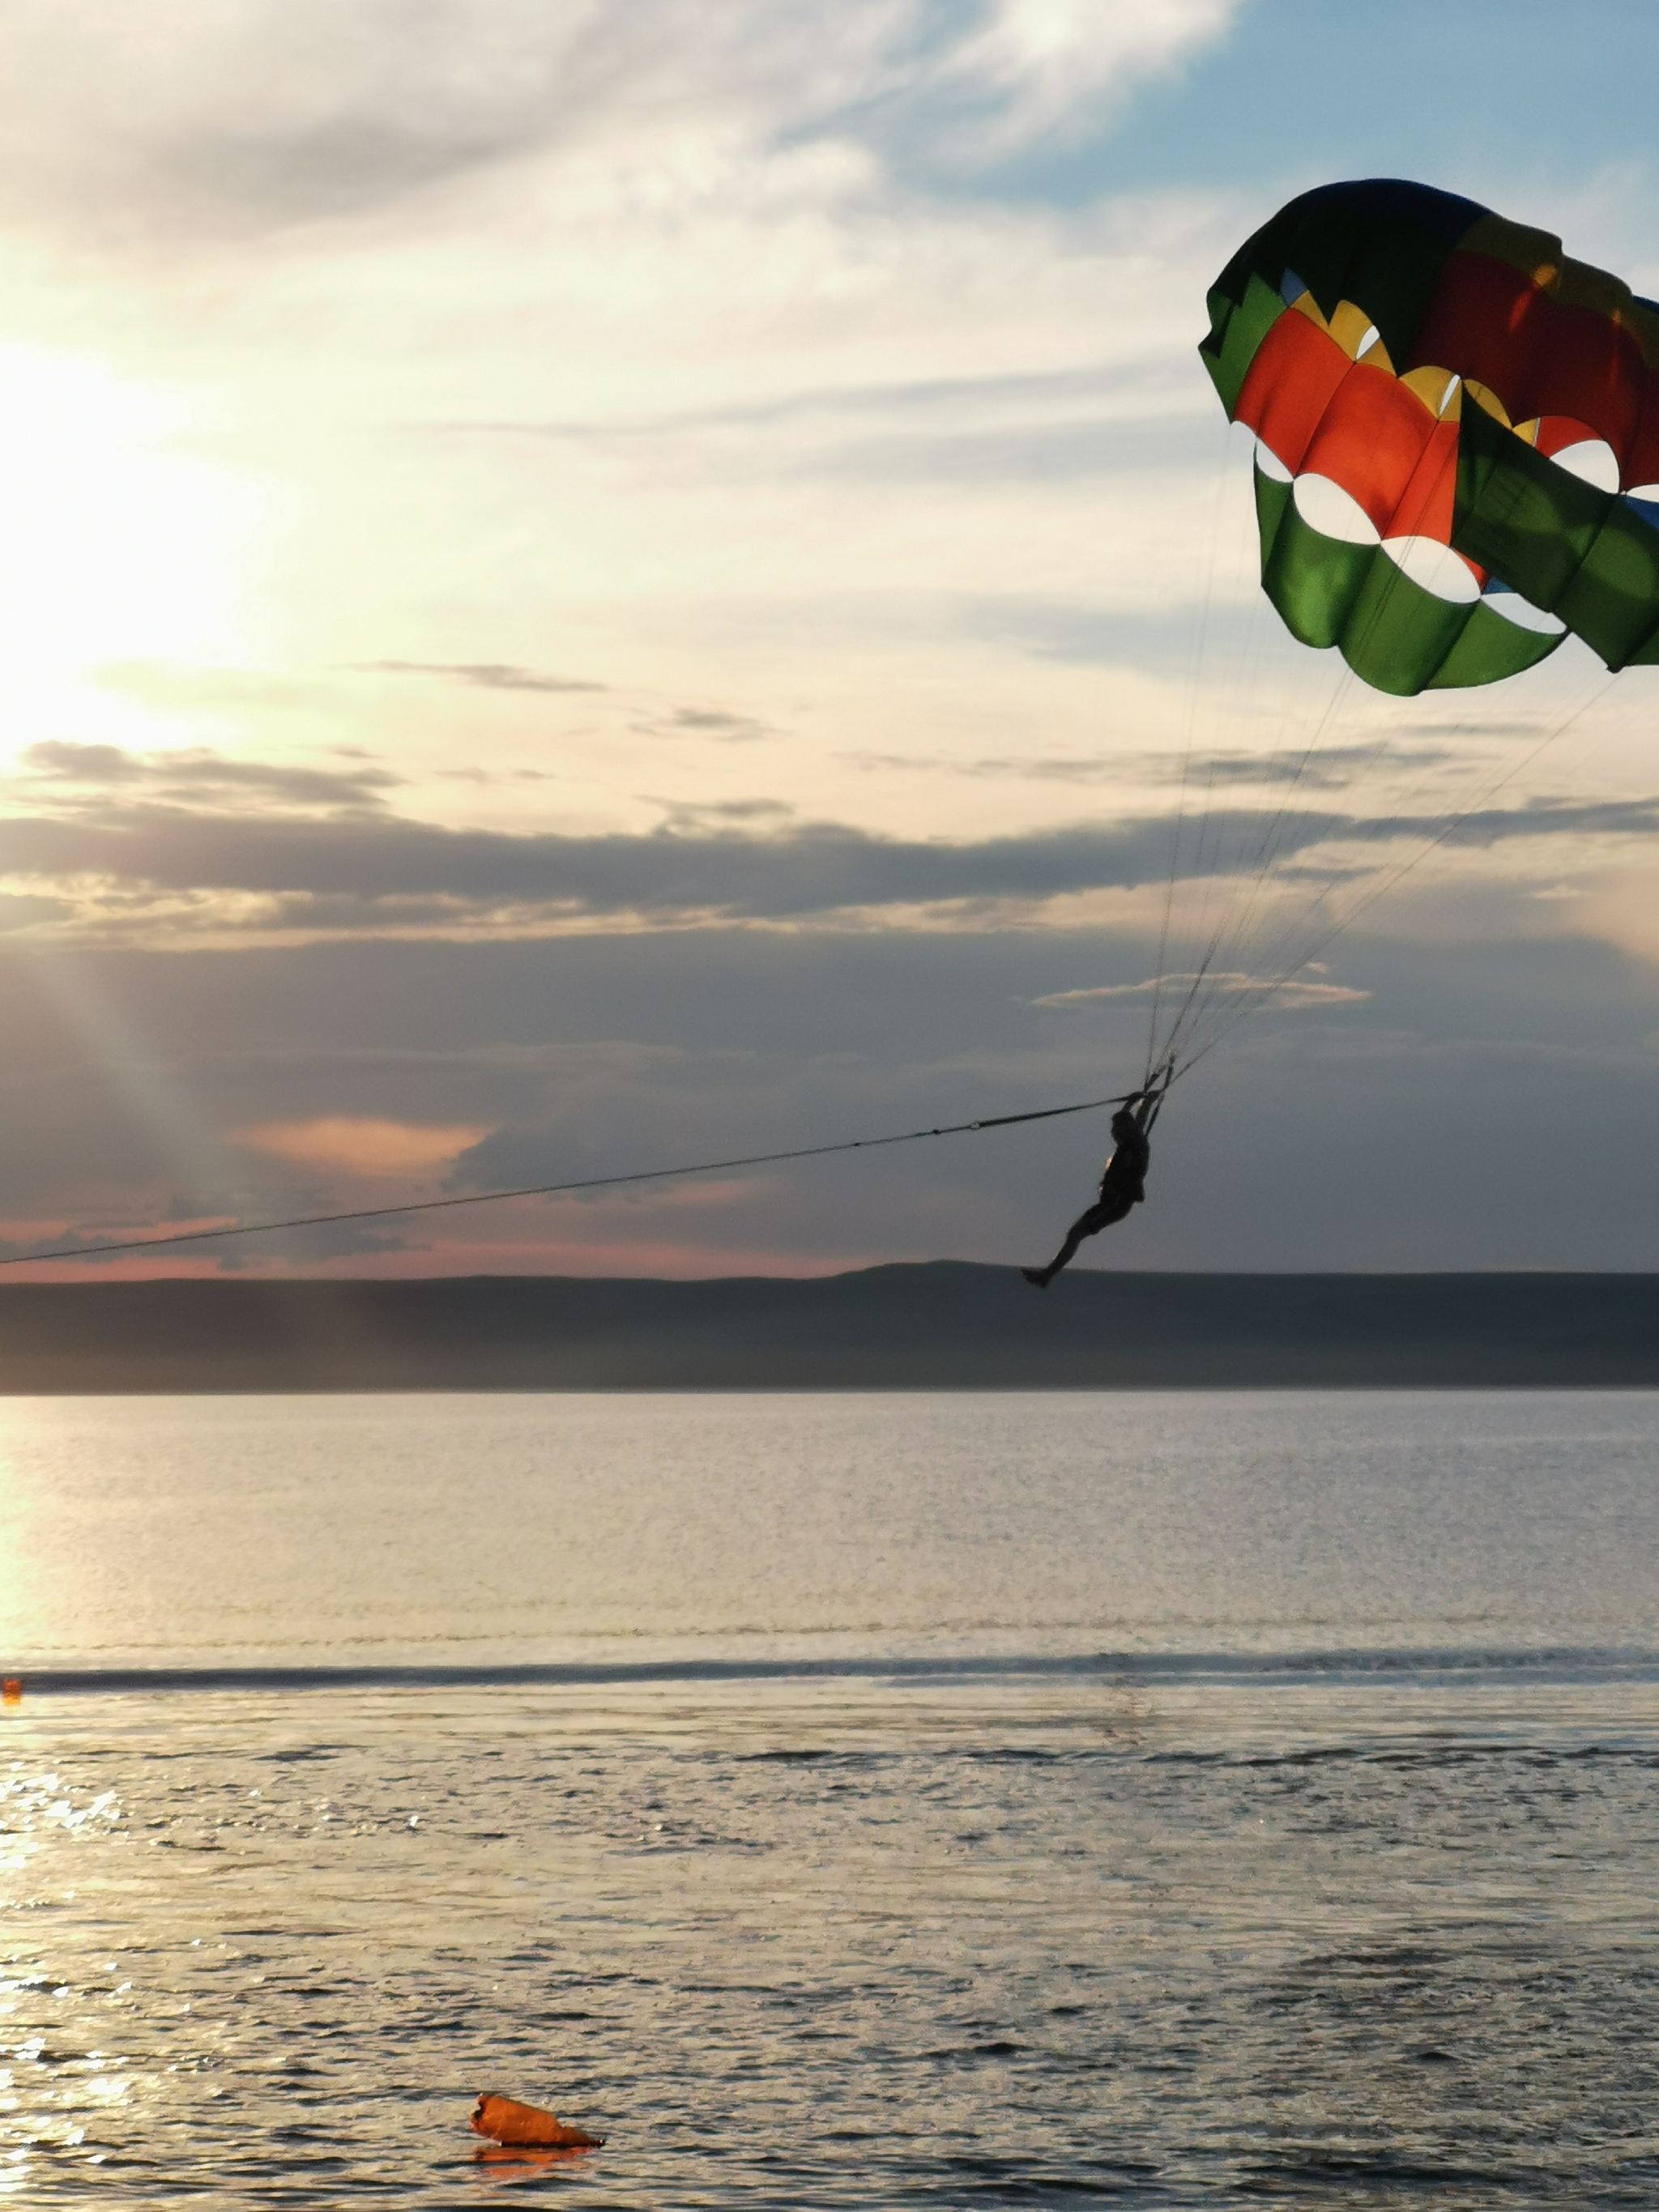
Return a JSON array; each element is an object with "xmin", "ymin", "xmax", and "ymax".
[{"xmin": 2, "ymin": 0, "xmax": 1659, "ymax": 1279}]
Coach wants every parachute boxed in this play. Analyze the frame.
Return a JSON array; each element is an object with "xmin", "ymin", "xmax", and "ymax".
[
  {"xmin": 1137, "ymin": 181, "xmax": 1658, "ymax": 1087},
  {"xmin": 1201, "ymin": 178, "xmax": 1659, "ymax": 693}
]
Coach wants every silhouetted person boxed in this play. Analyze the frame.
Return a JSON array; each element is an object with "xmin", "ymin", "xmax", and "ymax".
[{"xmin": 1022, "ymin": 1089, "xmax": 1159, "ymax": 1289}]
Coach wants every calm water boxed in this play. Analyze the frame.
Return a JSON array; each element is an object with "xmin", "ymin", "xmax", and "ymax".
[{"xmin": 2, "ymin": 1392, "xmax": 1659, "ymax": 2206}]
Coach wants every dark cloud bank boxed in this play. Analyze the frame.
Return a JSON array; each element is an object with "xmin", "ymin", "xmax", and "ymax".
[{"xmin": 6, "ymin": 787, "xmax": 1659, "ymax": 931}]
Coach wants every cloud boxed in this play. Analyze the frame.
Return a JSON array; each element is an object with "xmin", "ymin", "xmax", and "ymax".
[
  {"xmin": 840, "ymin": 742, "xmax": 1462, "ymax": 791},
  {"xmin": 232, "ymin": 1115, "xmax": 491, "ymax": 1177},
  {"xmin": 660, "ymin": 707, "xmax": 772, "ymax": 743},
  {"xmin": 925, "ymin": 0, "xmax": 1240, "ymax": 160},
  {"xmin": 361, "ymin": 660, "xmax": 604, "ymax": 695},
  {"xmin": 1034, "ymin": 973, "xmax": 1371, "ymax": 1010},
  {"xmin": 16, "ymin": 739, "xmax": 398, "ymax": 815},
  {"xmin": 1391, "ymin": 718, "xmax": 1556, "ymax": 741},
  {"xmin": 4, "ymin": 782, "xmax": 1659, "ymax": 942},
  {"xmin": 437, "ymin": 768, "xmax": 557, "ymax": 786},
  {"xmin": 648, "ymin": 798, "xmax": 796, "ymax": 834},
  {"xmin": 0, "ymin": 0, "xmax": 1246, "ymax": 249}
]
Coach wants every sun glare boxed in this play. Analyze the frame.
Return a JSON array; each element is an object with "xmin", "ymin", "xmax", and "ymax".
[{"xmin": 0, "ymin": 343, "xmax": 266, "ymax": 753}]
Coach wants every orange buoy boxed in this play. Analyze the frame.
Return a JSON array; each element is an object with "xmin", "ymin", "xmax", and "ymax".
[
  {"xmin": 1, "ymin": 1679, "xmax": 20, "ymax": 1711},
  {"xmin": 470, "ymin": 2094, "xmax": 603, "ymax": 2149}
]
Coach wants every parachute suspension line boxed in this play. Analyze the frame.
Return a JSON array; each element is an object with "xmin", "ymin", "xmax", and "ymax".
[
  {"xmin": 1185, "ymin": 684, "xmax": 1482, "ymax": 1063},
  {"xmin": 1203, "ymin": 378, "xmax": 1585, "ymax": 1031},
  {"xmin": 1146, "ymin": 426, "xmax": 1311, "ymax": 1083},
  {"xmin": 1161, "ymin": 444, "xmax": 1435, "ymax": 1043},
  {"xmin": 1152, "ymin": 433, "xmax": 1485, "ymax": 1080},
  {"xmin": 1162, "ymin": 563, "xmax": 1286, "ymax": 1067},
  {"xmin": 1146, "ymin": 650, "xmax": 1200, "ymax": 1089},
  {"xmin": 1191, "ymin": 629, "xmax": 1362, "ymax": 957},
  {"xmin": 1152, "ymin": 706, "xmax": 1325, "ymax": 1078},
  {"xmin": 1166, "ymin": 438, "xmax": 1456, "ymax": 1054},
  {"xmin": 1149, "ymin": 499, "xmax": 1382, "ymax": 1080},
  {"xmin": 1149, "ymin": 945, "xmax": 1218, "ymax": 1082},
  {"xmin": 1179, "ymin": 650, "xmax": 1367, "ymax": 1020},
  {"xmin": 1178, "ymin": 650, "xmax": 1615, "ymax": 1072},
  {"xmin": 1171, "ymin": 672, "xmax": 1619, "ymax": 1081},
  {"xmin": 0, "ymin": 1091, "xmax": 1137, "ymax": 1270},
  {"xmin": 1294, "ymin": 668, "xmax": 1614, "ymax": 977},
  {"xmin": 1173, "ymin": 694, "xmax": 1439, "ymax": 1067},
  {"xmin": 1148, "ymin": 419, "xmax": 1233, "ymax": 1089}
]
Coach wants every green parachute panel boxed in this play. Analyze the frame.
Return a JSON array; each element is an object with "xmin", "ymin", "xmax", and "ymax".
[
  {"xmin": 1453, "ymin": 404, "xmax": 1659, "ymax": 671},
  {"xmin": 1256, "ymin": 461, "xmax": 1564, "ymax": 696}
]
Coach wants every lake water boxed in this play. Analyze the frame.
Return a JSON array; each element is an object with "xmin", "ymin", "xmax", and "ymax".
[{"xmin": 2, "ymin": 1391, "xmax": 1658, "ymax": 2206}]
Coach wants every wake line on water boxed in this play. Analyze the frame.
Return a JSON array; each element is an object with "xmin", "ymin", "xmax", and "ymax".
[{"xmin": 8, "ymin": 1647, "xmax": 1659, "ymax": 1698}]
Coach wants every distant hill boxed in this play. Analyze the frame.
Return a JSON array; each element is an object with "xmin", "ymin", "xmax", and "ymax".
[{"xmin": 0, "ymin": 1265, "xmax": 1656, "ymax": 1390}]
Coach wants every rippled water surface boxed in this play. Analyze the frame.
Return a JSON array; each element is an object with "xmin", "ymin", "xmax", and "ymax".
[{"xmin": 3, "ymin": 1391, "xmax": 1659, "ymax": 2206}]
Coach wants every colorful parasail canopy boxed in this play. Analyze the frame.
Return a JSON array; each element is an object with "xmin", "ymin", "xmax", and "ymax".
[{"xmin": 1201, "ymin": 179, "xmax": 1659, "ymax": 695}]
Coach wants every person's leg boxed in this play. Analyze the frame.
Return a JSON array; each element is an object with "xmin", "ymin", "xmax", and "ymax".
[
  {"xmin": 1021, "ymin": 1221, "xmax": 1089, "ymax": 1288},
  {"xmin": 1022, "ymin": 1197, "xmax": 1127, "ymax": 1288}
]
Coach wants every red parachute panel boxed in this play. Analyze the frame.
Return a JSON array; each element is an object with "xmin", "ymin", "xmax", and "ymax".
[
  {"xmin": 1232, "ymin": 311, "xmax": 1354, "ymax": 472},
  {"xmin": 1410, "ymin": 252, "xmax": 1652, "ymax": 471},
  {"xmin": 1299, "ymin": 371, "xmax": 1458, "ymax": 541}
]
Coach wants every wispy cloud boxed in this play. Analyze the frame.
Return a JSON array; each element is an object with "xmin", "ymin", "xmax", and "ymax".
[
  {"xmin": 1034, "ymin": 972, "xmax": 1371, "ymax": 1010},
  {"xmin": 360, "ymin": 660, "xmax": 604, "ymax": 696},
  {"xmin": 840, "ymin": 742, "xmax": 1464, "ymax": 791},
  {"xmin": 15, "ymin": 739, "xmax": 399, "ymax": 814},
  {"xmin": 660, "ymin": 707, "xmax": 773, "ymax": 743},
  {"xmin": 355, "ymin": 663, "xmax": 774, "ymax": 747},
  {"xmin": 647, "ymin": 798, "xmax": 796, "ymax": 834}
]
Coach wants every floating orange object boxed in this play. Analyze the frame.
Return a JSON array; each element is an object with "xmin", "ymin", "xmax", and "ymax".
[
  {"xmin": 2, "ymin": 1679, "xmax": 20, "ymax": 1710},
  {"xmin": 470, "ymin": 2093, "xmax": 603, "ymax": 2149}
]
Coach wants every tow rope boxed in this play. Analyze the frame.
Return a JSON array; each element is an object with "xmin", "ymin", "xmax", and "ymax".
[{"xmin": 1, "ymin": 1089, "xmax": 1145, "ymax": 1268}]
